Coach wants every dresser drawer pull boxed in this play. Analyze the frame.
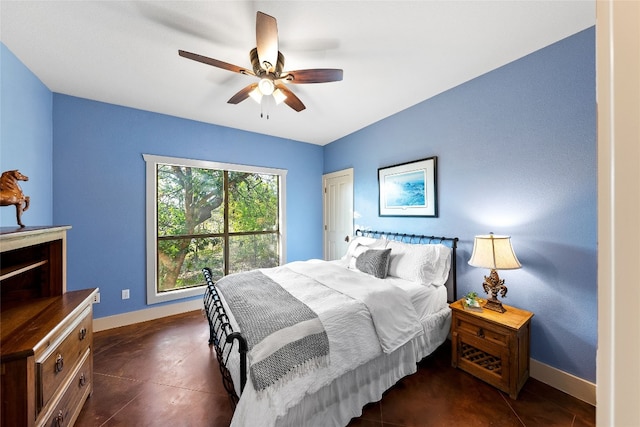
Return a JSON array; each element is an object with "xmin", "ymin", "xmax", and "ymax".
[
  {"xmin": 477, "ymin": 328, "xmax": 485, "ymax": 338},
  {"xmin": 79, "ymin": 327, "xmax": 87, "ymax": 340},
  {"xmin": 79, "ymin": 372, "xmax": 87, "ymax": 387},
  {"xmin": 55, "ymin": 353, "xmax": 64, "ymax": 373},
  {"xmin": 54, "ymin": 409, "xmax": 64, "ymax": 427}
]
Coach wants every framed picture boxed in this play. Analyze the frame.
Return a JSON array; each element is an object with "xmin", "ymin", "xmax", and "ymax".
[{"xmin": 378, "ymin": 156, "xmax": 437, "ymax": 217}]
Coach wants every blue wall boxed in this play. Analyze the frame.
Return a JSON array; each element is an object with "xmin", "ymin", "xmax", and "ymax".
[
  {"xmin": 324, "ymin": 27, "xmax": 596, "ymax": 382},
  {"xmin": 1, "ymin": 26, "xmax": 596, "ymax": 384},
  {"xmin": 0, "ymin": 44, "xmax": 53, "ymax": 226},
  {"xmin": 51, "ymin": 95, "xmax": 324, "ymax": 318}
]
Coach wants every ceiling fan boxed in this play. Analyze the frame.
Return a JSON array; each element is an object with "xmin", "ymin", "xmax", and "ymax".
[{"xmin": 179, "ymin": 11, "xmax": 343, "ymax": 112}]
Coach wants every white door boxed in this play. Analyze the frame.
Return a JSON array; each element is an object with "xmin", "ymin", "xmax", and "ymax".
[{"xmin": 323, "ymin": 168, "xmax": 354, "ymax": 260}]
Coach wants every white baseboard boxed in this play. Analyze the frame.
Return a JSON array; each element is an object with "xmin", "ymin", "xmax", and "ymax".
[
  {"xmin": 530, "ymin": 358, "xmax": 596, "ymax": 406},
  {"xmin": 93, "ymin": 299, "xmax": 203, "ymax": 332},
  {"xmin": 93, "ymin": 304, "xmax": 596, "ymax": 407}
]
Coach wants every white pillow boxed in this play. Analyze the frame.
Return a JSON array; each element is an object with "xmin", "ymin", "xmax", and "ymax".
[
  {"xmin": 342, "ymin": 236, "xmax": 387, "ymax": 266},
  {"xmin": 348, "ymin": 244, "xmax": 369, "ymax": 269},
  {"xmin": 386, "ymin": 240, "xmax": 452, "ymax": 286}
]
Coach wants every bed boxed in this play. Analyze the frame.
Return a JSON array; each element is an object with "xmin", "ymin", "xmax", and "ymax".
[{"xmin": 202, "ymin": 229, "xmax": 458, "ymax": 426}]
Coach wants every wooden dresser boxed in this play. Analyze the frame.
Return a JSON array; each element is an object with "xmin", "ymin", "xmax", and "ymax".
[{"xmin": 1, "ymin": 226, "xmax": 97, "ymax": 427}]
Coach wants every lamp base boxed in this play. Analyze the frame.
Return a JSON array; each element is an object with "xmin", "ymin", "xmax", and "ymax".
[
  {"xmin": 481, "ymin": 269, "xmax": 508, "ymax": 313},
  {"xmin": 483, "ymin": 298, "xmax": 507, "ymax": 313}
]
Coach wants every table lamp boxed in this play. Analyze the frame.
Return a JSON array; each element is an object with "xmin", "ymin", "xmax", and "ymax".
[{"xmin": 468, "ymin": 233, "xmax": 521, "ymax": 313}]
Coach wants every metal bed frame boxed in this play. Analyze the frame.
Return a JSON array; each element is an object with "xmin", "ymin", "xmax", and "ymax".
[
  {"xmin": 202, "ymin": 266, "xmax": 246, "ymax": 407},
  {"xmin": 353, "ymin": 229, "xmax": 459, "ymax": 303},
  {"xmin": 201, "ymin": 229, "xmax": 458, "ymax": 407}
]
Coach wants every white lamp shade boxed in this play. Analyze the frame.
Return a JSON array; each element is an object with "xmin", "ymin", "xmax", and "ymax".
[
  {"xmin": 272, "ymin": 88, "xmax": 287, "ymax": 105},
  {"xmin": 258, "ymin": 78, "xmax": 275, "ymax": 96},
  {"xmin": 468, "ymin": 234, "xmax": 521, "ymax": 270},
  {"xmin": 249, "ymin": 87, "xmax": 263, "ymax": 103}
]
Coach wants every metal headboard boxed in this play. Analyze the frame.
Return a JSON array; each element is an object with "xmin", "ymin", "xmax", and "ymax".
[{"xmin": 354, "ymin": 229, "xmax": 459, "ymax": 302}]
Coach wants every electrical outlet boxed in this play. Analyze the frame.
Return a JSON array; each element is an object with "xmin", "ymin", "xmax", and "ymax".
[
  {"xmin": 93, "ymin": 292, "xmax": 100, "ymax": 303},
  {"xmin": 122, "ymin": 289, "xmax": 130, "ymax": 300}
]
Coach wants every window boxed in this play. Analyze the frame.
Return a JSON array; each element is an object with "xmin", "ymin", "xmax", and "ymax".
[{"xmin": 144, "ymin": 154, "xmax": 287, "ymax": 304}]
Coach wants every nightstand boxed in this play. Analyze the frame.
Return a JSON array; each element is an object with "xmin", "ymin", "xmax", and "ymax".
[{"xmin": 450, "ymin": 299, "xmax": 534, "ymax": 399}]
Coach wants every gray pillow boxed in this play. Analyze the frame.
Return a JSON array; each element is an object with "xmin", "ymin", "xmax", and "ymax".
[{"xmin": 355, "ymin": 248, "xmax": 392, "ymax": 279}]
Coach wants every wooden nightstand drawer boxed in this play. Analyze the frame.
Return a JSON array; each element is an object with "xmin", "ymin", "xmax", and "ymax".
[
  {"xmin": 36, "ymin": 305, "xmax": 92, "ymax": 412},
  {"xmin": 37, "ymin": 348, "xmax": 92, "ymax": 427},
  {"xmin": 450, "ymin": 299, "xmax": 533, "ymax": 399},
  {"xmin": 455, "ymin": 315, "xmax": 509, "ymax": 347}
]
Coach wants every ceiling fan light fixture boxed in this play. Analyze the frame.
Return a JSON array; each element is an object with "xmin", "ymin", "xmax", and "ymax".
[
  {"xmin": 249, "ymin": 87, "xmax": 263, "ymax": 103},
  {"xmin": 272, "ymin": 88, "xmax": 287, "ymax": 105},
  {"xmin": 179, "ymin": 11, "xmax": 340, "ymax": 113},
  {"xmin": 258, "ymin": 78, "xmax": 275, "ymax": 96}
]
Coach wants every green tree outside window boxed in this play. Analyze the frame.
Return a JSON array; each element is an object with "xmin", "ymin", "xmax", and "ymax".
[{"xmin": 156, "ymin": 165, "xmax": 279, "ymax": 293}]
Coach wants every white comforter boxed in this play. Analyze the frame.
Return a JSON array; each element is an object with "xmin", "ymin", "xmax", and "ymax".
[
  {"xmin": 223, "ymin": 259, "xmax": 445, "ymax": 427},
  {"xmin": 286, "ymin": 260, "xmax": 424, "ymax": 353}
]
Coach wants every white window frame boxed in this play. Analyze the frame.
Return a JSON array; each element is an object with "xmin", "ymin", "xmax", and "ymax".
[{"xmin": 143, "ymin": 154, "xmax": 287, "ymax": 305}]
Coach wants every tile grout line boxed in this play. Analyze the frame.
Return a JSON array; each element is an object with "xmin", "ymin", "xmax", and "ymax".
[
  {"xmin": 95, "ymin": 386, "xmax": 146, "ymax": 427},
  {"xmin": 499, "ymin": 391, "xmax": 526, "ymax": 426},
  {"xmin": 94, "ymin": 371, "xmax": 226, "ymax": 396},
  {"xmin": 146, "ymin": 379, "xmax": 226, "ymax": 395},
  {"xmin": 92, "ymin": 373, "xmax": 223, "ymax": 426}
]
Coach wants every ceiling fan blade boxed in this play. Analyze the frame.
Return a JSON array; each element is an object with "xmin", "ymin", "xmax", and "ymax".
[
  {"xmin": 228, "ymin": 83, "xmax": 259, "ymax": 104},
  {"xmin": 179, "ymin": 50, "xmax": 255, "ymax": 76},
  {"xmin": 281, "ymin": 68, "xmax": 343, "ymax": 84},
  {"xmin": 275, "ymin": 83, "xmax": 306, "ymax": 112},
  {"xmin": 256, "ymin": 11, "xmax": 278, "ymax": 73}
]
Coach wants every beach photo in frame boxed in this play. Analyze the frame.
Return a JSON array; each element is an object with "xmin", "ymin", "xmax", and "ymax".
[{"xmin": 378, "ymin": 157, "xmax": 438, "ymax": 217}]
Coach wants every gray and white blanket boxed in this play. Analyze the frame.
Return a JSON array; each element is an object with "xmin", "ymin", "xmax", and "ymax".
[{"xmin": 215, "ymin": 270, "xmax": 330, "ymax": 392}]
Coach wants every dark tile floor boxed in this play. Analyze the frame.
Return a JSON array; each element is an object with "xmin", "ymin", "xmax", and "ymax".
[{"xmin": 76, "ymin": 310, "xmax": 595, "ymax": 427}]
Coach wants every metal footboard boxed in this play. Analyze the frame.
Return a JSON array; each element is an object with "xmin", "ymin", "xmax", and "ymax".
[{"xmin": 202, "ymin": 267, "xmax": 247, "ymax": 407}]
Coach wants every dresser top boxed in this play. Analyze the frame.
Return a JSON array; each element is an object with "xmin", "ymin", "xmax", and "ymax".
[
  {"xmin": 0, "ymin": 226, "xmax": 71, "ymax": 252},
  {"xmin": 0, "ymin": 289, "xmax": 96, "ymax": 362},
  {"xmin": 0, "ymin": 225, "xmax": 71, "ymax": 238}
]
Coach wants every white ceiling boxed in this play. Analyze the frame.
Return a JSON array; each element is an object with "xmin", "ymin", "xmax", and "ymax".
[{"xmin": 1, "ymin": 1, "xmax": 594, "ymax": 146}]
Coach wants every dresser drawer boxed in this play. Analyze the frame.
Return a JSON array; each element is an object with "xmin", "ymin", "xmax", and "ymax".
[
  {"xmin": 37, "ymin": 348, "xmax": 92, "ymax": 427},
  {"xmin": 36, "ymin": 305, "xmax": 92, "ymax": 412}
]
